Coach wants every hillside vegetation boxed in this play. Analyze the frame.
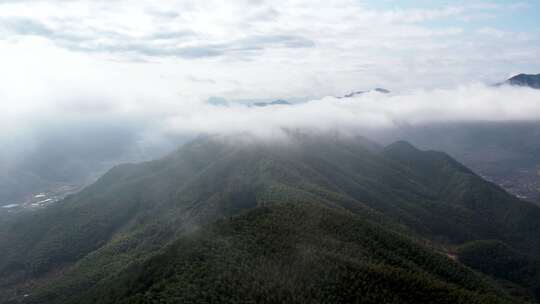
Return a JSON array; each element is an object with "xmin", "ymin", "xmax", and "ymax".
[{"xmin": 1, "ymin": 132, "xmax": 539, "ymax": 303}]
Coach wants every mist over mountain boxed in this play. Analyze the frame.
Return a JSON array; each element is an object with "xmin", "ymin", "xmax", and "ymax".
[
  {"xmin": 0, "ymin": 118, "xmax": 188, "ymax": 206},
  {"xmin": 2, "ymin": 82, "xmax": 540, "ymax": 210},
  {"xmin": 2, "ymin": 0, "xmax": 540, "ymax": 302},
  {"xmin": 2, "ymin": 82, "xmax": 540, "ymax": 302}
]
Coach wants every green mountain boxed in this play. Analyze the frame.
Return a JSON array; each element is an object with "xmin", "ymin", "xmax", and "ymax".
[
  {"xmin": 69, "ymin": 203, "xmax": 508, "ymax": 304},
  {"xmin": 457, "ymin": 240, "xmax": 540, "ymax": 300},
  {"xmin": 376, "ymin": 121, "xmax": 540, "ymax": 204},
  {"xmin": 1, "ymin": 132, "xmax": 540, "ymax": 303}
]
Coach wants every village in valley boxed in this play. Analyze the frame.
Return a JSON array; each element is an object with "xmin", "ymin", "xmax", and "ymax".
[{"xmin": 0, "ymin": 184, "xmax": 82, "ymax": 213}]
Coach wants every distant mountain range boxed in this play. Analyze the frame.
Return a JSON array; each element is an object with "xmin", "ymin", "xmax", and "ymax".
[
  {"xmin": 2, "ymin": 132, "xmax": 540, "ymax": 303},
  {"xmin": 246, "ymin": 72, "xmax": 540, "ymax": 105},
  {"xmin": 247, "ymin": 88, "xmax": 393, "ymax": 106}
]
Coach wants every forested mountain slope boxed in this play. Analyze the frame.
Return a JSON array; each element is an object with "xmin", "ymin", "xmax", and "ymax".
[{"xmin": 1, "ymin": 132, "xmax": 539, "ymax": 303}]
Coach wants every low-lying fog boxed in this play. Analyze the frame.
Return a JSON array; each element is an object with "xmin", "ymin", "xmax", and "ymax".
[
  {"xmin": 2, "ymin": 65, "xmax": 540, "ymax": 204},
  {"xmin": 3, "ymin": 82, "xmax": 540, "ymax": 165}
]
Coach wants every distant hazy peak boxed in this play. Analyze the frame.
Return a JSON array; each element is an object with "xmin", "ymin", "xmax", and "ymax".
[
  {"xmin": 252, "ymin": 99, "xmax": 291, "ymax": 107},
  {"xmin": 504, "ymin": 73, "xmax": 540, "ymax": 89},
  {"xmin": 339, "ymin": 88, "xmax": 390, "ymax": 99},
  {"xmin": 373, "ymin": 88, "xmax": 391, "ymax": 94}
]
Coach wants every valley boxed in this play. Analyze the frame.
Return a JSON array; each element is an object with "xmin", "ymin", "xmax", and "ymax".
[
  {"xmin": 0, "ymin": 184, "xmax": 84, "ymax": 214},
  {"xmin": 479, "ymin": 164, "xmax": 540, "ymax": 204}
]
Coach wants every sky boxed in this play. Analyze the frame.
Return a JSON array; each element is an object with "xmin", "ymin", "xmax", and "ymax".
[
  {"xmin": 0, "ymin": 0, "xmax": 539, "ymax": 101},
  {"xmin": 0, "ymin": 0, "xmax": 540, "ymax": 178}
]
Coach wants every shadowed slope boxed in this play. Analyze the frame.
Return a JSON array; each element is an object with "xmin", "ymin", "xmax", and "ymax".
[{"xmin": 51, "ymin": 203, "xmax": 511, "ymax": 304}]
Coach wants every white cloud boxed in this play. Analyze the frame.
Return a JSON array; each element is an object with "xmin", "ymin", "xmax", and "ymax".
[
  {"xmin": 0, "ymin": 1, "xmax": 538, "ymax": 153},
  {"xmin": 161, "ymin": 85, "xmax": 540, "ymax": 139},
  {"xmin": 1, "ymin": 32, "xmax": 539, "ymax": 171},
  {"xmin": 2, "ymin": 41, "xmax": 540, "ymax": 144},
  {"xmin": 0, "ymin": 0, "xmax": 539, "ymax": 198},
  {"xmin": 0, "ymin": 0, "xmax": 537, "ymax": 97}
]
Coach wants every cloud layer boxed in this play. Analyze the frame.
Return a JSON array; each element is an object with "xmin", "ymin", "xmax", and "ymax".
[
  {"xmin": 1, "ymin": 0, "xmax": 539, "ymax": 98},
  {"xmin": 2, "ymin": 65, "xmax": 540, "ymax": 157},
  {"xmin": 0, "ymin": 0, "xmax": 539, "ymax": 184},
  {"xmin": 165, "ymin": 85, "xmax": 540, "ymax": 138}
]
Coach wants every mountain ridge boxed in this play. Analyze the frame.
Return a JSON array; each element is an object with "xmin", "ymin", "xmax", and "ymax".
[
  {"xmin": 1, "ymin": 132, "xmax": 540, "ymax": 303},
  {"xmin": 500, "ymin": 73, "xmax": 540, "ymax": 89}
]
